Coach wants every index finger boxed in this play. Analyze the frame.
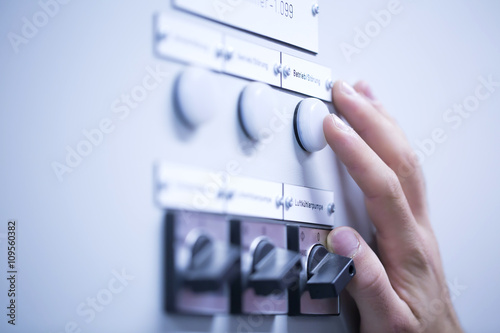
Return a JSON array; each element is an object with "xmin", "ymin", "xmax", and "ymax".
[
  {"xmin": 334, "ymin": 81, "xmax": 428, "ymax": 220},
  {"xmin": 323, "ymin": 113, "xmax": 417, "ymax": 244}
]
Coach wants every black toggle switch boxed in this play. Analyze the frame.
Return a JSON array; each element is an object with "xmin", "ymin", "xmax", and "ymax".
[
  {"xmin": 183, "ymin": 234, "xmax": 240, "ymax": 292},
  {"xmin": 306, "ymin": 244, "xmax": 356, "ymax": 299},
  {"xmin": 248, "ymin": 239, "xmax": 302, "ymax": 296}
]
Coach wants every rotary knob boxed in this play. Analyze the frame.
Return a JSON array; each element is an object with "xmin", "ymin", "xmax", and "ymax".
[
  {"xmin": 183, "ymin": 233, "xmax": 240, "ymax": 292},
  {"xmin": 247, "ymin": 238, "xmax": 302, "ymax": 296},
  {"xmin": 306, "ymin": 244, "xmax": 356, "ymax": 299}
]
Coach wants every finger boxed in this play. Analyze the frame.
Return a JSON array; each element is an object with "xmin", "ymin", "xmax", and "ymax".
[
  {"xmin": 353, "ymin": 80, "xmax": 393, "ymax": 121},
  {"xmin": 327, "ymin": 227, "xmax": 418, "ymax": 332},
  {"xmin": 332, "ymin": 81, "xmax": 427, "ymax": 220},
  {"xmin": 323, "ymin": 113, "xmax": 417, "ymax": 242}
]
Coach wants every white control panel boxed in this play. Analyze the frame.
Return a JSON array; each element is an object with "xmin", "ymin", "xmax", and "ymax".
[
  {"xmin": 0, "ymin": 1, "xmax": 358, "ymax": 332},
  {"xmin": 174, "ymin": 0, "xmax": 320, "ymax": 52}
]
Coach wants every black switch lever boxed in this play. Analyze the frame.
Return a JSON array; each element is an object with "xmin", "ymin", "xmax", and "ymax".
[
  {"xmin": 248, "ymin": 239, "xmax": 302, "ymax": 296},
  {"xmin": 183, "ymin": 234, "xmax": 240, "ymax": 292},
  {"xmin": 306, "ymin": 244, "xmax": 356, "ymax": 299}
]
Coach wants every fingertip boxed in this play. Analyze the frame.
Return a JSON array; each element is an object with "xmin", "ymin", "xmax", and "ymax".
[
  {"xmin": 332, "ymin": 80, "xmax": 358, "ymax": 99},
  {"xmin": 331, "ymin": 80, "xmax": 370, "ymax": 121},
  {"xmin": 327, "ymin": 226, "xmax": 361, "ymax": 258},
  {"xmin": 323, "ymin": 113, "xmax": 351, "ymax": 134},
  {"xmin": 354, "ymin": 80, "xmax": 376, "ymax": 101},
  {"xmin": 327, "ymin": 227, "xmax": 413, "ymax": 331}
]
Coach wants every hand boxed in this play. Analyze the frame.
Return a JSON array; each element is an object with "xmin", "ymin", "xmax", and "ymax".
[{"xmin": 324, "ymin": 81, "xmax": 462, "ymax": 332}]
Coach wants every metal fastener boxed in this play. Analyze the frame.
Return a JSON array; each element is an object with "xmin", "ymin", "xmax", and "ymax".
[
  {"xmin": 327, "ymin": 203, "xmax": 336, "ymax": 214},
  {"xmin": 216, "ymin": 44, "xmax": 225, "ymax": 58},
  {"xmin": 276, "ymin": 196, "xmax": 284, "ymax": 208},
  {"xmin": 282, "ymin": 66, "xmax": 291, "ymax": 78},
  {"xmin": 312, "ymin": 4, "xmax": 320, "ymax": 16},
  {"xmin": 156, "ymin": 31, "xmax": 169, "ymax": 41},
  {"xmin": 326, "ymin": 79, "xmax": 334, "ymax": 90},
  {"xmin": 274, "ymin": 64, "xmax": 282, "ymax": 75},
  {"xmin": 224, "ymin": 46, "xmax": 234, "ymax": 61}
]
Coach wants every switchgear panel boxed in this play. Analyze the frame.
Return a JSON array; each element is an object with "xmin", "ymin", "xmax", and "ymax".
[
  {"xmin": 1, "ymin": 1, "xmax": 363, "ymax": 333},
  {"xmin": 154, "ymin": 0, "xmax": 357, "ymax": 326}
]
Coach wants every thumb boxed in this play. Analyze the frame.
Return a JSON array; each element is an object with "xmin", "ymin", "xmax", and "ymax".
[{"xmin": 327, "ymin": 227, "xmax": 416, "ymax": 332}]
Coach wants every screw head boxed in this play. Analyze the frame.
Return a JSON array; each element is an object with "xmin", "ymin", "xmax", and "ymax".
[
  {"xmin": 224, "ymin": 47, "xmax": 234, "ymax": 60},
  {"xmin": 274, "ymin": 64, "xmax": 283, "ymax": 75},
  {"xmin": 312, "ymin": 4, "xmax": 320, "ymax": 16},
  {"xmin": 327, "ymin": 203, "xmax": 336, "ymax": 214},
  {"xmin": 216, "ymin": 44, "xmax": 225, "ymax": 58},
  {"xmin": 156, "ymin": 31, "xmax": 168, "ymax": 41},
  {"xmin": 326, "ymin": 79, "xmax": 334, "ymax": 90},
  {"xmin": 283, "ymin": 66, "xmax": 291, "ymax": 78}
]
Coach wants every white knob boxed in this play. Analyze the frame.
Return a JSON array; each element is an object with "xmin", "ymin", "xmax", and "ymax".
[
  {"xmin": 239, "ymin": 82, "xmax": 277, "ymax": 141},
  {"xmin": 294, "ymin": 98, "xmax": 329, "ymax": 152},
  {"xmin": 175, "ymin": 67, "xmax": 219, "ymax": 127}
]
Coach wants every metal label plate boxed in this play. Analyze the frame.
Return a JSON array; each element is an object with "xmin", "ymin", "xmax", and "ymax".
[
  {"xmin": 154, "ymin": 14, "xmax": 332, "ymax": 100},
  {"xmin": 155, "ymin": 162, "xmax": 227, "ymax": 213},
  {"xmin": 283, "ymin": 184, "xmax": 334, "ymax": 225},
  {"xmin": 155, "ymin": 14, "xmax": 224, "ymax": 70},
  {"xmin": 225, "ymin": 177, "xmax": 283, "ymax": 220},
  {"xmin": 282, "ymin": 53, "xmax": 332, "ymax": 101},
  {"xmin": 174, "ymin": 0, "xmax": 319, "ymax": 53},
  {"xmin": 224, "ymin": 36, "xmax": 281, "ymax": 86}
]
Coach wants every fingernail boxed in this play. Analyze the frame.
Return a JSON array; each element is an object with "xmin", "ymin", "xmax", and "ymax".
[
  {"xmin": 328, "ymin": 227, "xmax": 360, "ymax": 258},
  {"xmin": 363, "ymin": 83, "xmax": 376, "ymax": 101},
  {"xmin": 340, "ymin": 81, "xmax": 356, "ymax": 96},
  {"xmin": 329, "ymin": 113, "xmax": 351, "ymax": 132}
]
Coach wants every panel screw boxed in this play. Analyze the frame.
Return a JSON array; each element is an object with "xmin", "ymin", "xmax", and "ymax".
[
  {"xmin": 274, "ymin": 64, "xmax": 283, "ymax": 75},
  {"xmin": 312, "ymin": 4, "xmax": 320, "ymax": 16},
  {"xmin": 327, "ymin": 203, "xmax": 335, "ymax": 214},
  {"xmin": 326, "ymin": 79, "xmax": 334, "ymax": 90},
  {"xmin": 224, "ymin": 46, "xmax": 234, "ymax": 60},
  {"xmin": 216, "ymin": 44, "xmax": 225, "ymax": 58},
  {"xmin": 282, "ymin": 66, "xmax": 291, "ymax": 78},
  {"xmin": 156, "ymin": 31, "xmax": 168, "ymax": 41}
]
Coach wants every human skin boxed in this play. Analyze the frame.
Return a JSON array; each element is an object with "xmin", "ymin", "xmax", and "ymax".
[{"xmin": 324, "ymin": 81, "xmax": 463, "ymax": 333}]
